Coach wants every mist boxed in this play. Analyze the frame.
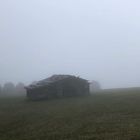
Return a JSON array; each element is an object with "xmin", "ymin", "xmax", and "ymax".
[{"xmin": 0, "ymin": 0, "xmax": 140, "ymax": 88}]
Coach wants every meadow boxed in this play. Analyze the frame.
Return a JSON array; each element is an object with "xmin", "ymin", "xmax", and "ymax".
[{"xmin": 1, "ymin": 88, "xmax": 140, "ymax": 140}]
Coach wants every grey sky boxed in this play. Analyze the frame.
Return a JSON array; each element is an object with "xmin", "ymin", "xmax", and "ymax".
[{"xmin": 0, "ymin": 0, "xmax": 140, "ymax": 88}]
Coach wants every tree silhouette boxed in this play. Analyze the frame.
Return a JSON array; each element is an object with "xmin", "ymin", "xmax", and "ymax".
[
  {"xmin": 3, "ymin": 82, "xmax": 15, "ymax": 95},
  {"xmin": 90, "ymin": 80, "xmax": 101, "ymax": 92},
  {"xmin": 15, "ymin": 82, "xmax": 26, "ymax": 95}
]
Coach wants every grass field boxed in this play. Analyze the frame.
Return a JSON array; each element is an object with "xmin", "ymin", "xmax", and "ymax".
[{"xmin": 1, "ymin": 88, "xmax": 140, "ymax": 140}]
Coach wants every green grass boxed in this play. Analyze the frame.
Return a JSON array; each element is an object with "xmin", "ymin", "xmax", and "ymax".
[{"xmin": 1, "ymin": 88, "xmax": 140, "ymax": 140}]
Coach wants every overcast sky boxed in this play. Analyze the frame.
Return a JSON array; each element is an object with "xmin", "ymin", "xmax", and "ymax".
[{"xmin": 0, "ymin": 0, "xmax": 140, "ymax": 88}]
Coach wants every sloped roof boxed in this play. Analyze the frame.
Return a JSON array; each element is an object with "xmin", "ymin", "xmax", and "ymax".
[{"xmin": 26, "ymin": 75, "xmax": 86, "ymax": 89}]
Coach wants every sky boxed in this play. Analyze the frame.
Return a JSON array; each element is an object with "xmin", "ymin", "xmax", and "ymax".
[{"xmin": 0, "ymin": 0, "xmax": 140, "ymax": 88}]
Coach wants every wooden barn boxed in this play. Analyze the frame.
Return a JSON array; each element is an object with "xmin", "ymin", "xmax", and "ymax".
[{"xmin": 25, "ymin": 75, "xmax": 90, "ymax": 101}]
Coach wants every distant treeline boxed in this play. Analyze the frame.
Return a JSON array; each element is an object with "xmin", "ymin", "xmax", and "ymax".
[{"xmin": 0, "ymin": 82, "xmax": 26, "ymax": 96}]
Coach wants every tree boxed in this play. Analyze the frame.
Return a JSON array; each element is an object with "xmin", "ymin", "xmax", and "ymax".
[
  {"xmin": 3, "ymin": 82, "xmax": 15, "ymax": 95},
  {"xmin": 15, "ymin": 82, "xmax": 26, "ymax": 96},
  {"xmin": 90, "ymin": 80, "xmax": 101, "ymax": 92}
]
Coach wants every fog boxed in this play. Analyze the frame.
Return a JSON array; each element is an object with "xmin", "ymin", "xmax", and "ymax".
[{"xmin": 0, "ymin": 0, "xmax": 140, "ymax": 88}]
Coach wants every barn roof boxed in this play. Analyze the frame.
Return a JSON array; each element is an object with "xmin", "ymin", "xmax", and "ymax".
[{"xmin": 25, "ymin": 75, "xmax": 88, "ymax": 89}]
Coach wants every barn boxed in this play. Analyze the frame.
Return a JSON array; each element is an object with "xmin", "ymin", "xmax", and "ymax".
[{"xmin": 25, "ymin": 75, "xmax": 90, "ymax": 101}]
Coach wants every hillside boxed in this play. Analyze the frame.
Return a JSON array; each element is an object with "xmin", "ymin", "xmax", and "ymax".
[{"xmin": 1, "ymin": 88, "xmax": 140, "ymax": 140}]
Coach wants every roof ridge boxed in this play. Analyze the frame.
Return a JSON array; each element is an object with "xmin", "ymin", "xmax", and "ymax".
[{"xmin": 26, "ymin": 74, "xmax": 77, "ymax": 89}]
